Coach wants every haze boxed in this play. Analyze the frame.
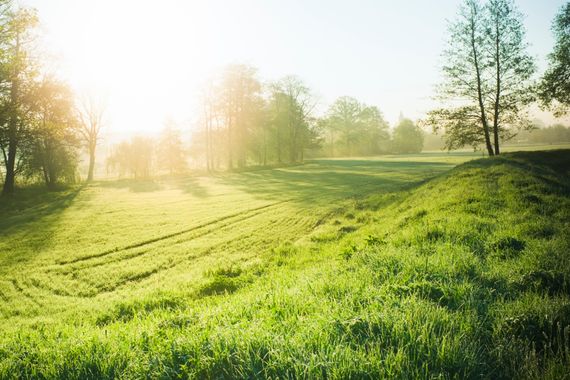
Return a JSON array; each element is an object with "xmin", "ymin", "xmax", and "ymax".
[{"xmin": 23, "ymin": 0, "xmax": 566, "ymax": 138}]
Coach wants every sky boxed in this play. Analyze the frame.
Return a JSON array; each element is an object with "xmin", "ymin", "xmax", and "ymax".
[{"xmin": 21, "ymin": 0, "xmax": 568, "ymax": 139}]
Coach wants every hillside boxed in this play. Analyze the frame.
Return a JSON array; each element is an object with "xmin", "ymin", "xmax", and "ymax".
[{"xmin": 0, "ymin": 150, "xmax": 569, "ymax": 379}]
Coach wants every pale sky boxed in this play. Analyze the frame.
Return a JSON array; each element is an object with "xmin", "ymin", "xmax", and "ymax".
[{"xmin": 21, "ymin": 0, "xmax": 568, "ymax": 139}]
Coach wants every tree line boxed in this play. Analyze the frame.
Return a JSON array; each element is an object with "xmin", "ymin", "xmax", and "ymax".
[
  {"xmin": 181, "ymin": 66, "xmax": 425, "ymax": 173},
  {"xmin": 105, "ymin": 89, "xmax": 425, "ymax": 179},
  {"xmin": 1, "ymin": 0, "xmax": 568, "ymax": 192}
]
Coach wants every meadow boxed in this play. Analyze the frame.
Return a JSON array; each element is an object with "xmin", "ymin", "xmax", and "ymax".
[{"xmin": 0, "ymin": 147, "xmax": 569, "ymax": 379}]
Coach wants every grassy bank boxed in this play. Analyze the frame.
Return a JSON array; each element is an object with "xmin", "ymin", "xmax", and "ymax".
[{"xmin": 0, "ymin": 150, "xmax": 569, "ymax": 379}]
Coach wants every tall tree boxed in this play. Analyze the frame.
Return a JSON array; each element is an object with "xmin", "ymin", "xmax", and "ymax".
[
  {"xmin": 76, "ymin": 95, "xmax": 105, "ymax": 181},
  {"xmin": 539, "ymin": 2, "xmax": 570, "ymax": 116},
  {"xmin": 486, "ymin": 0, "xmax": 536, "ymax": 154},
  {"xmin": 0, "ymin": 5, "xmax": 38, "ymax": 195},
  {"xmin": 200, "ymin": 79, "xmax": 219, "ymax": 172},
  {"xmin": 424, "ymin": 0, "xmax": 535, "ymax": 155},
  {"xmin": 218, "ymin": 64, "xmax": 261, "ymax": 169},
  {"xmin": 269, "ymin": 76, "xmax": 315, "ymax": 163}
]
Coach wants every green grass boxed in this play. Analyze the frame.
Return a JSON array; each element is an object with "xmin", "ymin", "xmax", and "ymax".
[{"xmin": 0, "ymin": 149, "xmax": 569, "ymax": 379}]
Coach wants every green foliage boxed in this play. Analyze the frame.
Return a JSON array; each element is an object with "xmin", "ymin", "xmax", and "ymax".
[
  {"xmin": 392, "ymin": 118, "xmax": 424, "ymax": 153},
  {"xmin": 107, "ymin": 136, "xmax": 154, "ymax": 179},
  {"xmin": 321, "ymin": 96, "xmax": 390, "ymax": 157},
  {"xmin": 539, "ymin": 2, "xmax": 570, "ymax": 116},
  {"xmin": 0, "ymin": 149, "xmax": 569, "ymax": 378},
  {"xmin": 426, "ymin": 0, "xmax": 536, "ymax": 155},
  {"xmin": 0, "ymin": 4, "xmax": 41, "ymax": 195},
  {"xmin": 24, "ymin": 78, "xmax": 80, "ymax": 187}
]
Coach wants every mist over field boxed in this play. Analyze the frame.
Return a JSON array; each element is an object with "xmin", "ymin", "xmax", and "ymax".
[{"xmin": 1, "ymin": 0, "xmax": 570, "ymax": 379}]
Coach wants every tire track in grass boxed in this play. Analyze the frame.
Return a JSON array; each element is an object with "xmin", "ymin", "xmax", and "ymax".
[
  {"xmin": 78, "ymin": 204, "xmax": 314, "ymax": 296},
  {"xmin": 13, "ymin": 197, "xmax": 324, "ymax": 300},
  {"xmin": 7, "ymin": 278, "xmax": 43, "ymax": 307},
  {"xmin": 33, "ymin": 196, "xmax": 328, "ymax": 299},
  {"xmin": 19, "ymin": 202, "xmax": 292, "ymax": 299},
  {"xmin": 55, "ymin": 200, "xmax": 291, "ymax": 266}
]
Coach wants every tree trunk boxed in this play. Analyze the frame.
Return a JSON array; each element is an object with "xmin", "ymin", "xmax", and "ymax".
[
  {"xmin": 2, "ymin": 33, "xmax": 20, "ymax": 196},
  {"xmin": 226, "ymin": 112, "xmax": 234, "ymax": 170},
  {"xmin": 492, "ymin": 19, "xmax": 501, "ymax": 155},
  {"xmin": 263, "ymin": 126, "xmax": 267, "ymax": 166},
  {"xmin": 276, "ymin": 126, "xmax": 282, "ymax": 164},
  {"xmin": 2, "ymin": 138, "xmax": 16, "ymax": 196},
  {"xmin": 87, "ymin": 144, "xmax": 96, "ymax": 181},
  {"xmin": 470, "ymin": 14, "xmax": 494, "ymax": 156}
]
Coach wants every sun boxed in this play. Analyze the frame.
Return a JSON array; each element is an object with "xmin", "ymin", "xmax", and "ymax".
[{"xmin": 33, "ymin": 0, "xmax": 230, "ymax": 137}]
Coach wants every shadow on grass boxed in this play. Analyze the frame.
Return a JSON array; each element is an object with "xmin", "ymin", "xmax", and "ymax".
[
  {"xmin": 216, "ymin": 159, "xmax": 456, "ymax": 204},
  {"xmin": 173, "ymin": 177, "xmax": 209, "ymax": 198},
  {"xmin": 0, "ymin": 185, "xmax": 85, "ymax": 267},
  {"xmin": 95, "ymin": 179, "xmax": 162, "ymax": 193}
]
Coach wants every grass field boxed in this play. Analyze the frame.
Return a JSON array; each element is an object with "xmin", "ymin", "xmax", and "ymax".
[{"xmin": 0, "ymin": 148, "xmax": 569, "ymax": 379}]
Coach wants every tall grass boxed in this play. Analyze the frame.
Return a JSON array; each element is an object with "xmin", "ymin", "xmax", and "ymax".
[{"xmin": 0, "ymin": 150, "xmax": 569, "ymax": 379}]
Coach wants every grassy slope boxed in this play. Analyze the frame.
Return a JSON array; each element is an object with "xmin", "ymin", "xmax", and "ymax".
[
  {"xmin": 0, "ymin": 150, "xmax": 569, "ymax": 379},
  {"xmin": 0, "ymin": 154, "xmax": 465, "ymax": 322}
]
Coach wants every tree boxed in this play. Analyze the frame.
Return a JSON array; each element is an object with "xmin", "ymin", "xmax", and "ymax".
[
  {"xmin": 157, "ymin": 120, "xmax": 187, "ymax": 175},
  {"xmin": 268, "ymin": 76, "xmax": 316, "ymax": 163},
  {"xmin": 486, "ymin": 0, "xmax": 536, "ymax": 154},
  {"xmin": 0, "ymin": 5, "xmax": 38, "ymax": 195},
  {"xmin": 321, "ymin": 96, "xmax": 389, "ymax": 156},
  {"xmin": 358, "ymin": 105, "xmax": 390, "ymax": 155},
  {"xmin": 539, "ymin": 2, "xmax": 570, "ymax": 116},
  {"xmin": 26, "ymin": 77, "xmax": 79, "ymax": 187},
  {"xmin": 77, "ymin": 95, "xmax": 105, "ymax": 181},
  {"xmin": 392, "ymin": 118, "xmax": 424, "ymax": 154},
  {"xmin": 218, "ymin": 64, "xmax": 261, "ymax": 169},
  {"xmin": 107, "ymin": 136, "xmax": 154, "ymax": 179},
  {"xmin": 424, "ymin": 0, "xmax": 535, "ymax": 155},
  {"xmin": 324, "ymin": 96, "xmax": 362, "ymax": 156},
  {"xmin": 199, "ymin": 78, "xmax": 219, "ymax": 171}
]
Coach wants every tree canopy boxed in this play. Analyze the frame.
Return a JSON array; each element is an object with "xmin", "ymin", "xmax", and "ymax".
[
  {"xmin": 539, "ymin": 2, "xmax": 570, "ymax": 116},
  {"xmin": 424, "ymin": 0, "xmax": 535, "ymax": 155}
]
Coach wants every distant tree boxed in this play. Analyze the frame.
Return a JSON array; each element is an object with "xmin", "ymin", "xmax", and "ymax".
[
  {"xmin": 324, "ymin": 97, "xmax": 362, "ymax": 156},
  {"xmin": 250, "ymin": 97, "xmax": 271, "ymax": 166},
  {"xmin": 218, "ymin": 64, "xmax": 262, "ymax": 169},
  {"xmin": 539, "ymin": 2, "xmax": 570, "ymax": 116},
  {"xmin": 322, "ymin": 96, "xmax": 389, "ymax": 156},
  {"xmin": 268, "ymin": 76, "xmax": 316, "ymax": 163},
  {"xmin": 76, "ymin": 95, "xmax": 105, "ymax": 182},
  {"xmin": 423, "ymin": 132, "xmax": 446, "ymax": 151},
  {"xmin": 392, "ymin": 118, "xmax": 424, "ymax": 154},
  {"xmin": 424, "ymin": 0, "xmax": 535, "ymax": 155},
  {"xmin": 107, "ymin": 136, "xmax": 154, "ymax": 179},
  {"xmin": 527, "ymin": 123, "xmax": 570, "ymax": 144},
  {"xmin": 199, "ymin": 79, "xmax": 219, "ymax": 171},
  {"xmin": 194, "ymin": 68, "xmax": 318, "ymax": 169},
  {"xmin": 0, "ymin": 5, "xmax": 39, "ymax": 195},
  {"xmin": 157, "ymin": 121, "xmax": 187, "ymax": 175},
  {"xmin": 267, "ymin": 84, "xmax": 289, "ymax": 163},
  {"xmin": 359, "ymin": 105, "xmax": 390, "ymax": 155}
]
